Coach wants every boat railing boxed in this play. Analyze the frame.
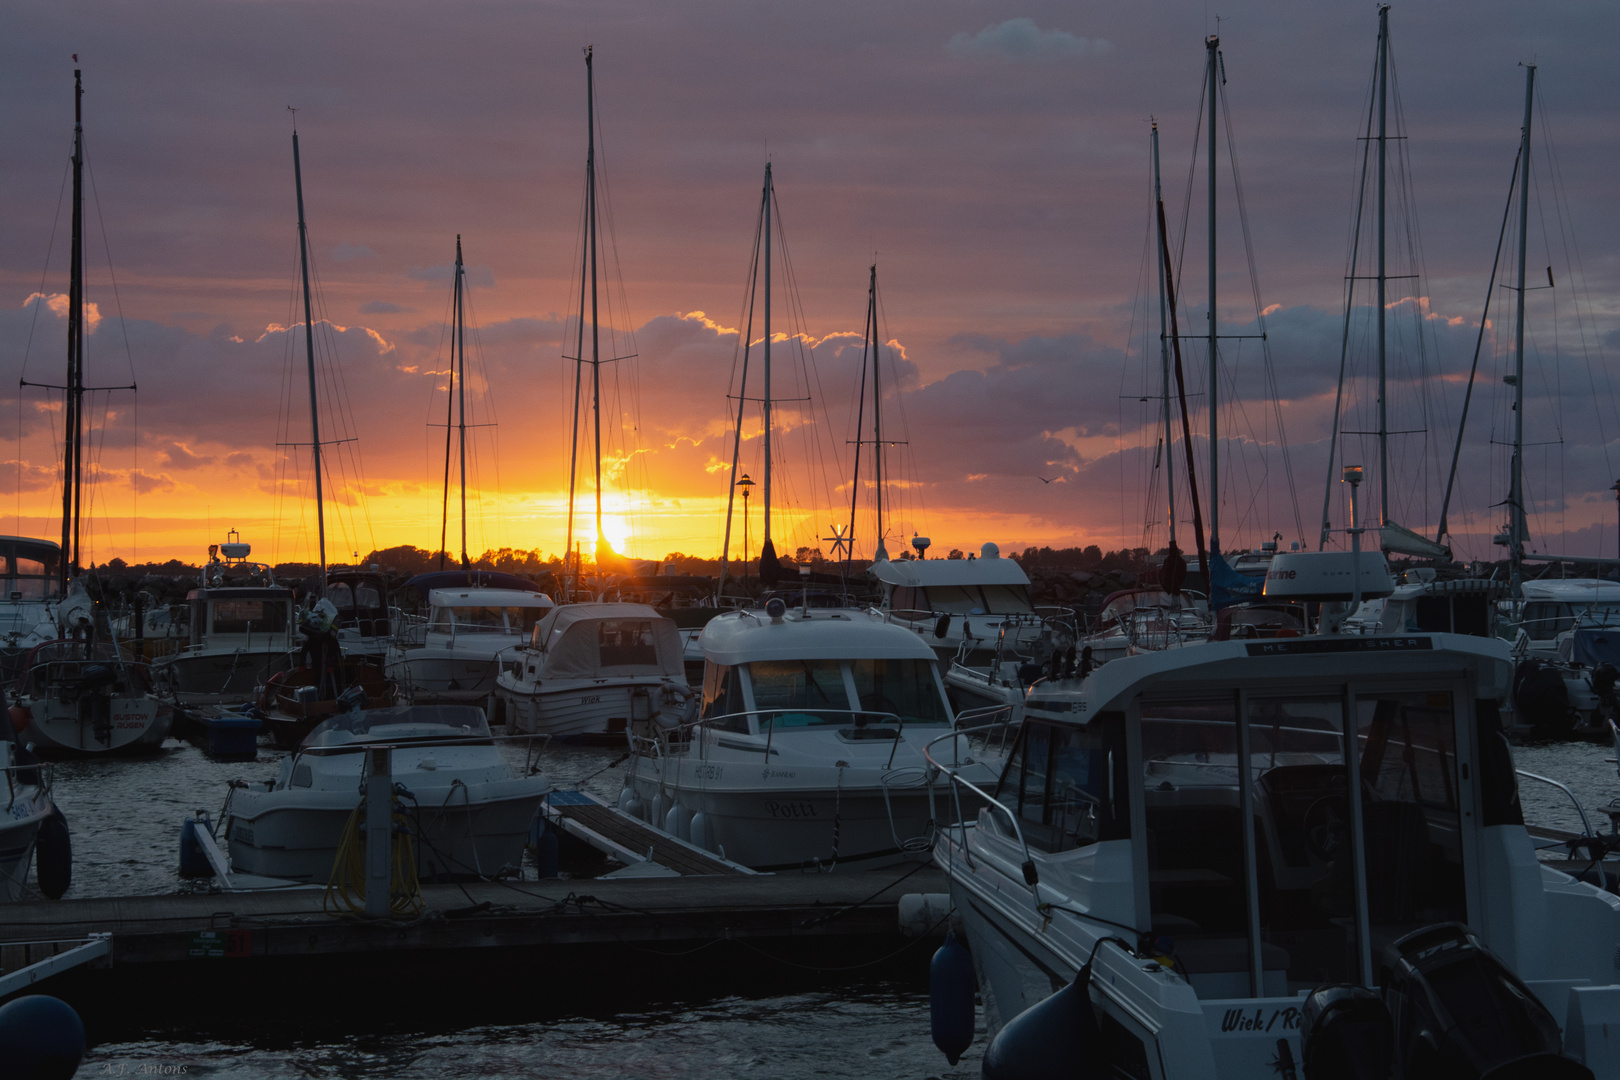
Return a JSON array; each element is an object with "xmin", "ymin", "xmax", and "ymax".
[
  {"xmin": 922, "ymin": 724, "xmax": 1042, "ymax": 911},
  {"xmin": 634, "ymin": 707, "xmax": 916, "ymax": 768},
  {"xmin": 951, "ymin": 703, "xmax": 1017, "ymax": 761},
  {"xmin": 282, "ymin": 729, "xmax": 549, "ymax": 777},
  {"xmin": 1516, "ymin": 768, "xmax": 1606, "ymax": 889},
  {"xmin": 1, "ymin": 758, "xmax": 51, "ymax": 810}
]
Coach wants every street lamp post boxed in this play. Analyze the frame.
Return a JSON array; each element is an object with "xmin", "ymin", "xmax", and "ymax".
[{"xmin": 737, "ymin": 473, "xmax": 755, "ymax": 589}]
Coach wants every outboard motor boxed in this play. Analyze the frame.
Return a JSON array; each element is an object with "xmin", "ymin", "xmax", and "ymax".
[
  {"xmin": 1380, "ymin": 923, "xmax": 1593, "ymax": 1079},
  {"xmin": 1300, "ymin": 985, "xmax": 1391, "ymax": 1080}
]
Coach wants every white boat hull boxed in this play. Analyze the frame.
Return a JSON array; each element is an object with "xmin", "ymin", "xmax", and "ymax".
[
  {"xmin": 385, "ymin": 650, "xmax": 504, "ymax": 704},
  {"xmin": 21, "ymin": 694, "xmax": 171, "ymax": 755},
  {"xmin": 0, "ymin": 789, "xmax": 51, "ymax": 902},
  {"xmin": 498, "ymin": 679, "xmax": 664, "ymax": 739},
  {"xmin": 227, "ymin": 777, "xmax": 546, "ymax": 883}
]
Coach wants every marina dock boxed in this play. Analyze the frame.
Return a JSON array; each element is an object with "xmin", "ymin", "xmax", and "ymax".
[{"xmin": 0, "ymin": 867, "xmax": 950, "ymax": 1033}]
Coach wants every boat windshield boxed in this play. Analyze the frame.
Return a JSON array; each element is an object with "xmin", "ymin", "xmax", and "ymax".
[
  {"xmin": 211, "ymin": 599, "xmax": 289, "ymax": 634},
  {"xmin": 433, "ymin": 606, "xmax": 546, "ymax": 634},
  {"xmin": 304, "ymin": 704, "xmax": 491, "ymax": 747},
  {"xmin": 0, "ymin": 542, "xmax": 61, "ymax": 601},
  {"xmin": 851, "ymin": 658, "xmax": 949, "ymax": 725}
]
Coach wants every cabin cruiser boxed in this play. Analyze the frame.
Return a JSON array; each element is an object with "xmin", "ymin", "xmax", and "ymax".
[
  {"xmin": 0, "ymin": 538, "xmax": 71, "ymax": 682},
  {"xmin": 495, "ymin": 602, "xmax": 687, "ymax": 740},
  {"xmin": 926, "ymin": 551, "xmax": 1617, "ymax": 1077},
  {"xmin": 385, "ymin": 583, "xmax": 554, "ymax": 705},
  {"xmin": 12, "ymin": 638, "xmax": 170, "ymax": 754},
  {"xmin": 1506, "ymin": 579, "xmax": 1620, "ymax": 734},
  {"xmin": 150, "ymin": 541, "xmax": 299, "ymax": 708},
  {"xmin": 870, "ymin": 542, "xmax": 1066, "ymax": 666},
  {"xmin": 223, "ymin": 703, "xmax": 550, "ymax": 883},
  {"xmin": 618, "ymin": 598, "xmax": 996, "ymax": 870}
]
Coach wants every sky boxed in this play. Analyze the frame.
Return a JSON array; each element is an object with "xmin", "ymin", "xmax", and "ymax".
[{"xmin": 1, "ymin": 0, "xmax": 1617, "ymax": 569}]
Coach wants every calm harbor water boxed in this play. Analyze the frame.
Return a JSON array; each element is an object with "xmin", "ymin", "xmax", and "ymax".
[{"xmin": 35, "ymin": 734, "xmax": 1617, "ymax": 1077}]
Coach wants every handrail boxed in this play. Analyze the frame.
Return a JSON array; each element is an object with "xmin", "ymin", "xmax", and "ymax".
[
  {"xmin": 1517, "ymin": 767, "xmax": 1607, "ymax": 893},
  {"xmin": 922, "ymin": 723, "xmax": 1041, "ymax": 911},
  {"xmin": 951, "ymin": 703, "xmax": 1017, "ymax": 762}
]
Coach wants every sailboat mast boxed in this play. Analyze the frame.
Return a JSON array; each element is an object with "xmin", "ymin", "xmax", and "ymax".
[
  {"xmin": 1375, "ymin": 4, "xmax": 1390, "ymax": 526},
  {"xmin": 1153, "ymin": 122, "xmax": 1176, "ymax": 550},
  {"xmin": 61, "ymin": 69, "xmax": 85, "ymax": 590},
  {"xmin": 438, "ymin": 237, "xmax": 456, "ymax": 573},
  {"xmin": 1206, "ymin": 35, "xmax": 1220, "ymax": 557},
  {"xmin": 292, "ymin": 128, "xmax": 327, "ymax": 585},
  {"xmin": 1509, "ymin": 64, "xmax": 1536, "ymax": 597},
  {"xmin": 871, "ymin": 266, "xmax": 884, "ymax": 554},
  {"xmin": 587, "ymin": 49, "xmax": 604, "ymax": 563},
  {"xmin": 761, "ymin": 163, "xmax": 774, "ymax": 558},
  {"xmin": 456, "ymin": 236, "xmax": 469, "ymax": 573}
]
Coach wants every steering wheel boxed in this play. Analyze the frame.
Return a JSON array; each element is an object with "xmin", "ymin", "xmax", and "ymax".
[{"xmin": 1302, "ymin": 793, "xmax": 1350, "ymax": 861}]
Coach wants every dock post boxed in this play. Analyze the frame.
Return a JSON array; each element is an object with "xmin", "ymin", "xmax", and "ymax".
[{"xmin": 364, "ymin": 746, "xmax": 392, "ymax": 918}]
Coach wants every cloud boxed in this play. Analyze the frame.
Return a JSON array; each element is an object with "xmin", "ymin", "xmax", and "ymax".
[
  {"xmin": 361, "ymin": 300, "xmax": 412, "ymax": 314},
  {"xmin": 407, "ymin": 264, "xmax": 496, "ymax": 289},
  {"xmin": 22, "ymin": 292, "xmax": 101, "ymax": 333},
  {"xmin": 331, "ymin": 241, "xmax": 377, "ymax": 262},
  {"xmin": 946, "ymin": 19, "xmax": 1111, "ymax": 63},
  {"xmin": 158, "ymin": 441, "xmax": 214, "ymax": 470}
]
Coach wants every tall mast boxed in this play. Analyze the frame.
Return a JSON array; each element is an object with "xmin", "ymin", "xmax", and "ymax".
[
  {"xmin": 61, "ymin": 68, "xmax": 85, "ymax": 590},
  {"xmin": 456, "ymin": 236, "xmax": 469, "ymax": 573},
  {"xmin": 587, "ymin": 48, "xmax": 604, "ymax": 565},
  {"xmin": 871, "ymin": 264, "xmax": 883, "ymax": 557},
  {"xmin": 1154, "ymin": 122, "xmax": 1176, "ymax": 550},
  {"xmin": 1509, "ymin": 64, "xmax": 1535, "ymax": 597},
  {"xmin": 761, "ymin": 162, "xmax": 774, "ymax": 565},
  {"xmin": 292, "ymin": 126, "xmax": 327, "ymax": 586},
  {"xmin": 1375, "ymin": 5, "xmax": 1390, "ymax": 526},
  {"xmin": 1206, "ymin": 34, "xmax": 1220, "ymax": 557},
  {"xmin": 438, "ymin": 237, "xmax": 456, "ymax": 573}
]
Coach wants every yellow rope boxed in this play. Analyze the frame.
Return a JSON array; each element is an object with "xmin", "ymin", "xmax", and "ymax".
[{"xmin": 322, "ymin": 798, "xmax": 424, "ymax": 918}]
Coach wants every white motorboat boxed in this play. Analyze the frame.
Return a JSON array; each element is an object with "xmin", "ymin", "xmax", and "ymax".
[
  {"xmin": 224, "ymin": 704, "xmax": 550, "ymax": 883},
  {"xmin": 870, "ymin": 542, "xmax": 1067, "ymax": 666},
  {"xmin": 1080, "ymin": 586, "xmax": 1213, "ymax": 664},
  {"xmin": 619, "ymin": 599, "xmax": 996, "ymax": 871},
  {"xmin": 150, "ymin": 546, "xmax": 299, "ymax": 708},
  {"xmin": 0, "ymin": 734, "xmax": 65, "ymax": 901},
  {"xmin": 926, "ymin": 548, "xmax": 1619, "ymax": 1077},
  {"xmin": 385, "ymin": 586, "xmax": 555, "ymax": 705},
  {"xmin": 495, "ymin": 602, "xmax": 688, "ymax": 740},
  {"xmin": 12, "ymin": 638, "xmax": 170, "ymax": 755}
]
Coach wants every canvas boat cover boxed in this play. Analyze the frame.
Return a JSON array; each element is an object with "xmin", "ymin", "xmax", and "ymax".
[{"xmin": 532, "ymin": 603, "xmax": 685, "ymax": 681}]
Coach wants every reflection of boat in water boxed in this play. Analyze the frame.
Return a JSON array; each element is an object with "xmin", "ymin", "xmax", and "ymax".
[
  {"xmin": 621, "ymin": 600, "xmax": 994, "ymax": 870},
  {"xmin": 12, "ymin": 638, "xmax": 169, "ymax": 755},
  {"xmin": 496, "ymin": 602, "xmax": 687, "ymax": 740},
  {"xmin": 223, "ymin": 704, "xmax": 550, "ymax": 883}
]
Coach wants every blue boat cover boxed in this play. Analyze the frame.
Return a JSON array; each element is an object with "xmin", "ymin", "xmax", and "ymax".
[
  {"xmin": 1572, "ymin": 625, "xmax": 1620, "ymax": 669},
  {"xmin": 1209, "ymin": 551, "xmax": 1265, "ymax": 611}
]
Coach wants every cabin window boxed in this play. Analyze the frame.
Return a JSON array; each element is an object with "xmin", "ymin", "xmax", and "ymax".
[
  {"xmin": 327, "ymin": 583, "xmax": 355, "ymax": 612},
  {"xmin": 1, "ymin": 548, "xmax": 59, "ymax": 600},
  {"xmin": 746, "ymin": 660, "xmax": 852, "ymax": 724},
  {"xmin": 850, "ymin": 658, "xmax": 949, "ymax": 725},
  {"xmin": 995, "ymin": 714, "xmax": 1126, "ymax": 853},
  {"xmin": 701, "ymin": 664, "xmax": 748, "ymax": 733},
  {"xmin": 923, "ymin": 585, "xmax": 981, "ymax": 614},
  {"xmin": 890, "ymin": 586, "xmax": 925, "ymax": 615},
  {"xmin": 1520, "ymin": 601, "xmax": 1574, "ymax": 641},
  {"xmin": 978, "ymin": 583, "xmax": 1033, "ymax": 614},
  {"xmin": 354, "ymin": 582, "xmax": 383, "ymax": 609},
  {"xmin": 211, "ymin": 600, "xmax": 289, "ymax": 634},
  {"xmin": 1355, "ymin": 691, "xmax": 1467, "ymax": 932},
  {"xmin": 598, "ymin": 620, "xmax": 658, "ymax": 667}
]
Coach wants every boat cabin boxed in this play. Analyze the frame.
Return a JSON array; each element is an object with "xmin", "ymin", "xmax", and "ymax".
[
  {"xmin": 0, "ymin": 537, "xmax": 62, "ymax": 602},
  {"xmin": 522, "ymin": 602, "xmax": 685, "ymax": 682},
  {"xmin": 1514, "ymin": 579, "xmax": 1620, "ymax": 649},
  {"xmin": 696, "ymin": 608, "xmax": 953, "ymax": 736},
  {"xmin": 324, "ymin": 571, "xmax": 390, "ymax": 641},
  {"xmin": 186, "ymin": 587, "xmax": 296, "ymax": 649},
  {"xmin": 995, "ymin": 633, "xmax": 1612, "ymax": 1012},
  {"xmin": 425, "ymin": 588, "xmax": 555, "ymax": 640}
]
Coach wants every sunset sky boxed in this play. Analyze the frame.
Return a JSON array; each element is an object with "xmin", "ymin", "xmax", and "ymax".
[{"xmin": 2, "ymin": 1, "xmax": 1616, "ymax": 570}]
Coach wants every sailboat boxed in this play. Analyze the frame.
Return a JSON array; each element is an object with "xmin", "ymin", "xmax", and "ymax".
[{"xmin": 14, "ymin": 67, "xmax": 168, "ymax": 755}]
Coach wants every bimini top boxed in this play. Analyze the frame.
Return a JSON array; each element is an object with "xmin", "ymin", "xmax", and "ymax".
[
  {"xmin": 868, "ymin": 549, "xmax": 1029, "ymax": 589},
  {"xmin": 529, "ymin": 602, "xmax": 684, "ymax": 681},
  {"xmin": 1023, "ymin": 632, "xmax": 1513, "ymax": 723},
  {"xmin": 699, "ymin": 607, "xmax": 936, "ymax": 667}
]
